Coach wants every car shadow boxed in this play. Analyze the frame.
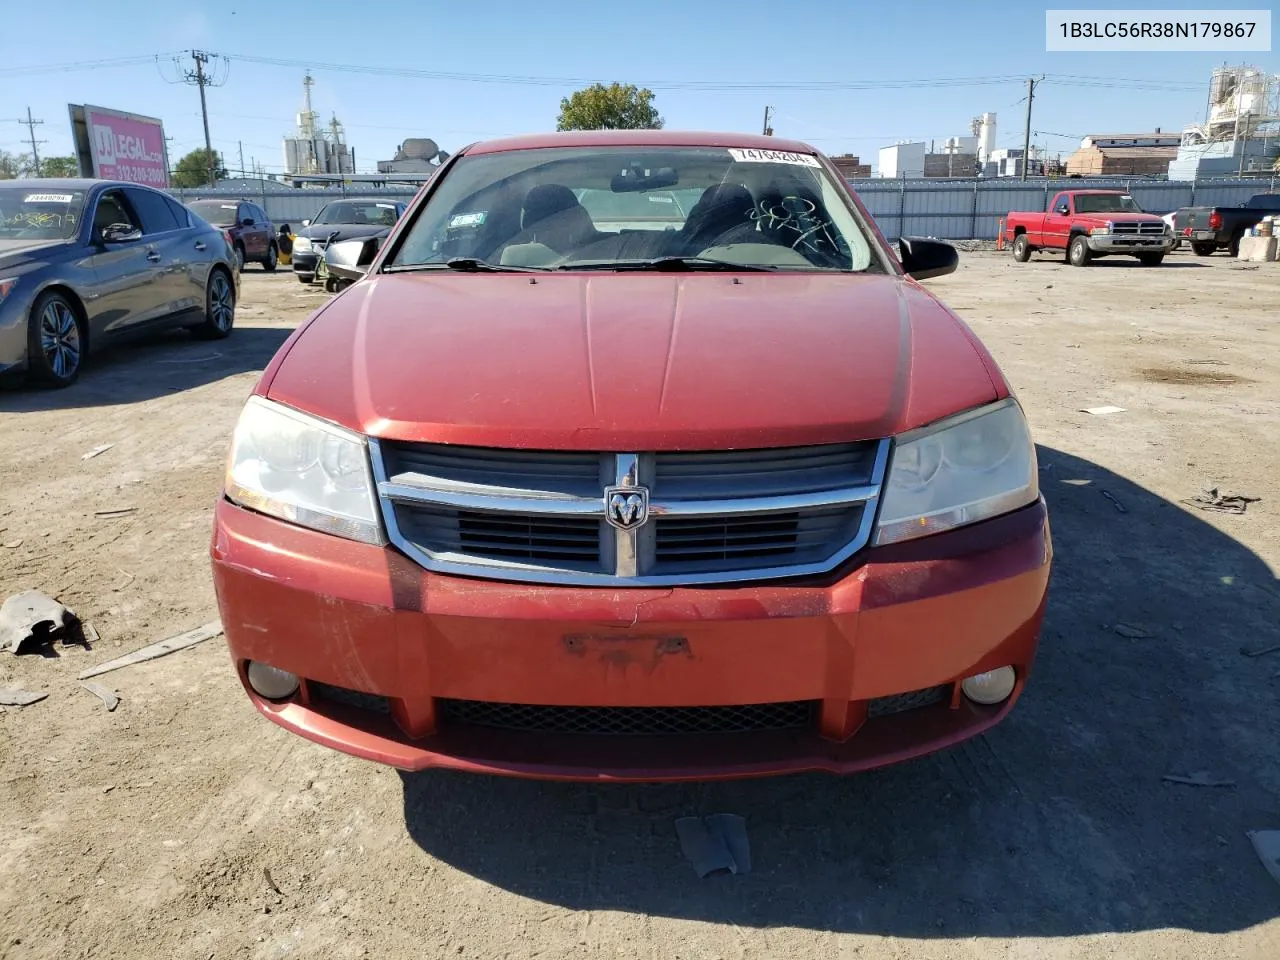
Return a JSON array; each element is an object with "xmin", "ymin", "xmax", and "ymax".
[
  {"xmin": 399, "ymin": 445, "xmax": 1279, "ymax": 939},
  {"xmin": 0, "ymin": 325, "xmax": 293, "ymax": 411}
]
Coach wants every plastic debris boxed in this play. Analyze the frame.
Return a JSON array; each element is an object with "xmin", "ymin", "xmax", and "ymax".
[
  {"xmin": 1081, "ymin": 406, "xmax": 1125, "ymax": 416},
  {"xmin": 78, "ymin": 620, "xmax": 223, "ymax": 680},
  {"xmin": 1162, "ymin": 771, "xmax": 1236, "ymax": 788},
  {"xmin": 80, "ymin": 681, "xmax": 119, "ymax": 712},
  {"xmin": 1100, "ymin": 490, "xmax": 1128, "ymax": 513},
  {"xmin": 1240, "ymin": 643, "xmax": 1280, "ymax": 659},
  {"xmin": 0, "ymin": 590, "xmax": 78, "ymax": 654},
  {"xmin": 675, "ymin": 814, "xmax": 751, "ymax": 878},
  {"xmin": 1182, "ymin": 488, "xmax": 1259, "ymax": 515},
  {"xmin": 1247, "ymin": 831, "xmax": 1280, "ymax": 888},
  {"xmin": 0, "ymin": 688, "xmax": 48, "ymax": 707},
  {"xmin": 81, "ymin": 444, "xmax": 115, "ymax": 461},
  {"xmin": 94, "ymin": 507, "xmax": 138, "ymax": 519},
  {"xmin": 1113, "ymin": 623, "xmax": 1153, "ymax": 639}
]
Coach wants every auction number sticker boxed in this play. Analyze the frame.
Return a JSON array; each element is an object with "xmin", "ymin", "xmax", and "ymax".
[
  {"xmin": 25, "ymin": 193, "xmax": 75, "ymax": 203},
  {"xmin": 448, "ymin": 212, "xmax": 486, "ymax": 228},
  {"xmin": 728, "ymin": 148, "xmax": 822, "ymax": 168}
]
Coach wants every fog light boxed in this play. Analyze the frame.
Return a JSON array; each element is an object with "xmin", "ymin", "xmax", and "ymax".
[
  {"xmin": 246, "ymin": 661, "xmax": 299, "ymax": 700},
  {"xmin": 961, "ymin": 666, "xmax": 1016, "ymax": 705}
]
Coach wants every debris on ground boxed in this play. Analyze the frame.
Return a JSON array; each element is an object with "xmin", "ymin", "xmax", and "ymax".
[
  {"xmin": 81, "ymin": 444, "xmax": 115, "ymax": 461},
  {"xmin": 4, "ymin": 539, "xmax": 22, "ymax": 549},
  {"xmin": 264, "ymin": 867, "xmax": 284, "ymax": 896},
  {"xmin": 0, "ymin": 688, "xmax": 48, "ymax": 707},
  {"xmin": 1182, "ymin": 488, "xmax": 1260, "ymax": 515},
  {"xmin": 80, "ymin": 681, "xmax": 120, "ymax": 712},
  {"xmin": 94, "ymin": 507, "xmax": 138, "ymax": 519},
  {"xmin": 1113, "ymin": 622, "xmax": 1153, "ymax": 639},
  {"xmin": 1247, "ymin": 831, "xmax": 1280, "ymax": 888},
  {"xmin": 1162, "ymin": 771, "xmax": 1237, "ymax": 788},
  {"xmin": 1101, "ymin": 490, "xmax": 1128, "ymax": 513},
  {"xmin": 1, "ymin": 590, "xmax": 79, "ymax": 654},
  {"xmin": 1081, "ymin": 406, "xmax": 1126, "ymax": 416},
  {"xmin": 1240, "ymin": 643, "xmax": 1280, "ymax": 658},
  {"xmin": 675, "ymin": 814, "xmax": 751, "ymax": 878},
  {"xmin": 159, "ymin": 353, "xmax": 221, "ymax": 364},
  {"xmin": 77, "ymin": 620, "xmax": 224, "ymax": 680}
]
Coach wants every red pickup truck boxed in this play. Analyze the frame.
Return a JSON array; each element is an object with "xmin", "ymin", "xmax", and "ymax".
[{"xmin": 1006, "ymin": 189, "xmax": 1174, "ymax": 267}]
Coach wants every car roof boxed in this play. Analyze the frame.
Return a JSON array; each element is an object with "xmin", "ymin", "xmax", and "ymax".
[
  {"xmin": 0, "ymin": 178, "xmax": 118, "ymax": 191},
  {"xmin": 319, "ymin": 197, "xmax": 405, "ymax": 204},
  {"xmin": 464, "ymin": 129, "xmax": 820, "ymax": 157}
]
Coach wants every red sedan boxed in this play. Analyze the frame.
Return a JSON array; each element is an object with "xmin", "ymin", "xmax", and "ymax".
[{"xmin": 211, "ymin": 130, "xmax": 1051, "ymax": 781}]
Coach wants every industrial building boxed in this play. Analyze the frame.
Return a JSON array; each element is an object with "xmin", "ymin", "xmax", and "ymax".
[
  {"xmin": 1167, "ymin": 66, "xmax": 1280, "ymax": 179},
  {"xmin": 828, "ymin": 154, "xmax": 871, "ymax": 178},
  {"xmin": 282, "ymin": 74, "xmax": 356, "ymax": 179},
  {"xmin": 377, "ymin": 138, "xmax": 451, "ymax": 175},
  {"xmin": 1065, "ymin": 132, "xmax": 1180, "ymax": 177}
]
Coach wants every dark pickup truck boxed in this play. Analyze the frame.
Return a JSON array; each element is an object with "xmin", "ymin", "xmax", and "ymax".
[{"xmin": 1174, "ymin": 193, "xmax": 1280, "ymax": 257}]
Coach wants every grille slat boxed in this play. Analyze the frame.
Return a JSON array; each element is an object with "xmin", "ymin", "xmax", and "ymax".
[
  {"xmin": 440, "ymin": 699, "xmax": 816, "ymax": 735},
  {"xmin": 655, "ymin": 443, "xmax": 878, "ymax": 498}
]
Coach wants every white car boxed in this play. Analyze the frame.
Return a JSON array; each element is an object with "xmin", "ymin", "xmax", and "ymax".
[{"xmin": 1162, "ymin": 211, "xmax": 1184, "ymax": 249}]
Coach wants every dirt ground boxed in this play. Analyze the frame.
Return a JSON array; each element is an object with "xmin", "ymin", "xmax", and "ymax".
[{"xmin": 1, "ymin": 249, "xmax": 1278, "ymax": 959}]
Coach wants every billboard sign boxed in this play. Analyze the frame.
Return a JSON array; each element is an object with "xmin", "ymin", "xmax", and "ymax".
[{"xmin": 68, "ymin": 104, "xmax": 170, "ymax": 188}]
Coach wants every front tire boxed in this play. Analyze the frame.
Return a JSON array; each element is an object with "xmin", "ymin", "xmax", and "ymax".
[
  {"xmin": 1068, "ymin": 234, "xmax": 1092, "ymax": 267},
  {"xmin": 234, "ymin": 243, "xmax": 246, "ymax": 271},
  {"xmin": 27, "ymin": 291, "xmax": 84, "ymax": 388},
  {"xmin": 262, "ymin": 243, "xmax": 278, "ymax": 272},
  {"xmin": 192, "ymin": 269, "xmax": 236, "ymax": 340},
  {"xmin": 1011, "ymin": 234, "xmax": 1031, "ymax": 262},
  {"xmin": 1138, "ymin": 253, "xmax": 1165, "ymax": 267},
  {"xmin": 296, "ymin": 273, "xmax": 314, "ymax": 284},
  {"xmin": 1191, "ymin": 241, "xmax": 1216, "ymax": 256}
]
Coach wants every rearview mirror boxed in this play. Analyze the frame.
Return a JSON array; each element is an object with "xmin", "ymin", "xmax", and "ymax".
[
  {"xmin": 899, "ymin": 237, "xmax": 958, "ymax": 281},
  {"xmin": 611, "ymin": 165, "xmax": 679, "ymax": 193},
  {"xmin": 101, "ymin": 223, "xmax": 142, "ymax": 245}
]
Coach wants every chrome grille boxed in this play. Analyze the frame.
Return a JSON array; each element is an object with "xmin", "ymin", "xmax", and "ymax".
[
  {"xmin": 439, "ymin": 699, "xmax": 817, "ymax": 735},
  {"xmin": 373, "ymin": 438, "xmax": 888, "ymax": 586},
  {"xmin": 1111, "ymin": 222, "xmax": 1166, "ymax": 235}
]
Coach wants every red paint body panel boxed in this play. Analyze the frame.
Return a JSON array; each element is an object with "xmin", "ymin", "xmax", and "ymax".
[
  {"xmin": 265, "ymin": 273, "xmax": 999, "ymax": 449},
  {"xmin": 1005, "ymin": 189, "xmax": 1166, "ymax": 250},
  {"xmin": 211, "ymin": 498, "xmax": 1050, "ymax": 780}
]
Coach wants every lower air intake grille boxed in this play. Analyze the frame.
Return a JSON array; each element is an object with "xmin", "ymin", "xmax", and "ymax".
[
  {"xmin": 309, "ymin": 681, "xmax": 392, "ymax": 714},
  {"xmin": 866, "ymin": 685, "xmax": 950, "ymax": 718},
  {"xmin": 439, "ymin": 699, "xmax": 817, "ymax": 736}
]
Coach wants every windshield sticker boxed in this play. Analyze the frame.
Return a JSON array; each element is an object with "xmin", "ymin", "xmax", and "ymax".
[
  {"xmin": 24, "ymin": 193, "xmax": 75, "ymax": 203},
  {"xmin": 448, "ymin": 211, "xmax": 486, "ymax": 228},
  {"xmin": 648, "ymin": 195, "xmax": 675, "ymax": 203},
  {"xmin": 375, "ymin": 203, "xmax": 396, "ymax": 209},
  {"xmin": 728, "ymin": 148, "xmax": 821, "ymax": 168}
]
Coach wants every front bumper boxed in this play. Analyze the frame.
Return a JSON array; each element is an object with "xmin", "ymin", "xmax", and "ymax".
[
  {"xmin": 291, "ymin": 251, "xmax": 320, "ymax": 275},
  {"xmin": 211, "ymin": 497, "xmax": 1052, "ymax": 781},
  {"xmin": 1087, "ymin": 234, "xmax": 1174, "ymax": 254}
]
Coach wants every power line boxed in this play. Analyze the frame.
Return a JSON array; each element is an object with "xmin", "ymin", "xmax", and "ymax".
[
  {"xmin": 12, "ymin": 107, "xmax": 45, "ymax": 176},
  {"xmin": 161, "ymin": 50, "xmax": 230, "ymax": 185}
]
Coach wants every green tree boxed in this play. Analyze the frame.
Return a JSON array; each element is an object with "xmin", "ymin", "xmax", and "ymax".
[
  {"xmin": 37, "ymin": 156, "xmax": 80, "ymax": 177},
  {"xmin": 556, "ymin": 83, "xmax": 664, "ymax": 132},
  {"xmin": 0, "ymin": 150, "xmax": 21, "ymax": 179},
  {"xmin": 171, "ymin": 147, "xmax": 228, "ymax": 188}
]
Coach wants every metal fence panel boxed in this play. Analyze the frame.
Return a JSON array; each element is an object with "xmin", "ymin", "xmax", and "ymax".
[{"xmin": 163, "ymin": 176, "xmax": 1279, "ymax": 242}]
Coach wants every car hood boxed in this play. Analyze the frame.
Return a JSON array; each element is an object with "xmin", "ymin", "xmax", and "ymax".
[
  {"xmin": 0, "ymin": 238, "xmax": 73, "ymax": 269},
  {"xmin": 265, "ymin": 272, "xmax": 1002, "ymax": 450},
  {"xmin": 296, "ymin": 224, "xmax": 390, "ymax": 243},
  {"xmin": 1079, "ymin": 212, "xmax": 1164, "ymax": 224}
]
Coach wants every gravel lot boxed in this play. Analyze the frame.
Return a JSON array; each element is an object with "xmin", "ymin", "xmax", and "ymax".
[{"xmin": 1, "ymin": 250, "xmax": 1278, "ymax": 959}]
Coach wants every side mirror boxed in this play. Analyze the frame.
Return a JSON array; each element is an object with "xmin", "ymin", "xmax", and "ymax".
[
  {"xmin": 899, "ymin": 237, "xmax": 958, "ymax": 281},
  {"xmin": 324, "ymin": 236, "xmax": 382, "ymax": 282},
  {"xmin": 1056, "ymin": 204, "xmax": 1070, "ymax": 215},
  {"xmin": 301, "ymin": 219, "xmax": 311, "ymax": 227},
  {"xmin": 101, "ymin": 223, "xmax": 142, "ymax": 245},
  {"xmin": 240, "ymin": 217, "xmax": 255, "ymax": 227}
]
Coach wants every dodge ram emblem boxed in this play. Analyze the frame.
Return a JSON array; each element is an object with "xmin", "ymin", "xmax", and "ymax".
[{"xmin": 604, "ymin": 485, "xmax": 649, "ymax": 530}]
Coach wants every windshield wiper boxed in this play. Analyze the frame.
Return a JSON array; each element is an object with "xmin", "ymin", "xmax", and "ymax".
[
  {"xmin": 560, "ymin": 256, "xmax": 776, "ymax": 273},
  {"xmin": 384, "ymin": 258, "xmax": 550, "ymax": 274}
]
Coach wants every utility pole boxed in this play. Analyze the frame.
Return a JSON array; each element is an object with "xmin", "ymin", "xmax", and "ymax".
[
  {"xmin": 1021, "ymin": 76, "xmax": 1043, "ymax": 182},
  {"xmin": 179, "ymin": 50, "xmax": 219, "ymax": 186},
  {"xmin": 762, "ymin": 106, "xmax": 773, "ymax": 137},
  {"xmin": 238, "ymin": 140, "xmax": 246, "ymax": 179},
  {"xmin": 15, "ymin": 106, "xmax": 45, "ymax": 177}
]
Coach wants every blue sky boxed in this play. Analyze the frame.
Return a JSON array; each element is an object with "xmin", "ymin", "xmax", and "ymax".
[{"xmin": 1, "ymin": 0, "xmax": 1274, "ymax": 174}]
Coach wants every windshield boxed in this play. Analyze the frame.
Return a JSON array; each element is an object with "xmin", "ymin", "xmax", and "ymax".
[
  {"xmin": 188, "ymin": 200, "xmax": 240, "ymax": 227},
  {"xmin": 1075, "ymin": 194, "xmax": 1143, "ymax": 214},
  {"xmin": 312, "ymin": 200, "xmax": 401, "ymax": 226},
  {"xmin": 389, "ymin": 146, "xmax": 877, "ymax": 272},
  {"xmin": 0, "ymin": 188, "xmax": 87, "ymax": 241}
]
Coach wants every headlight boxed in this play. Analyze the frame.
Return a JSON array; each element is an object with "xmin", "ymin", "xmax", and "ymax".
[
  {"xmin": 1089, "ymin": 223, "xmax": 1111, "ymax": 236},
  {"xmin": 0, "ymin": 277, "xmax": 18, "ymax": 306},
  {"xmin": 293, "ymin": 236, "xmax": 312, "ymax": 253},
  {"xmin": 874, "ymin": 399, "xmax": 1038, "ymax": 545},
  {"xmin": 224, "ymin": 396, "xmax": 384, "ymax": 545}
]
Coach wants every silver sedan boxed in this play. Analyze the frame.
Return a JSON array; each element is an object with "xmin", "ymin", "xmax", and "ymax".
[{"xmin": 0, "ymin": 178, "xmax": 240, "ymax": 388}]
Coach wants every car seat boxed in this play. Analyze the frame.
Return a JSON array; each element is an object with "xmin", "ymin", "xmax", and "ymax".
[
  {"xmin": 520, "ymin": 184, "xmax": 601, "ymax": 254},
  {"xmin": 678, "ymin": 184, "xmax": 757, "ymax": 252}
]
